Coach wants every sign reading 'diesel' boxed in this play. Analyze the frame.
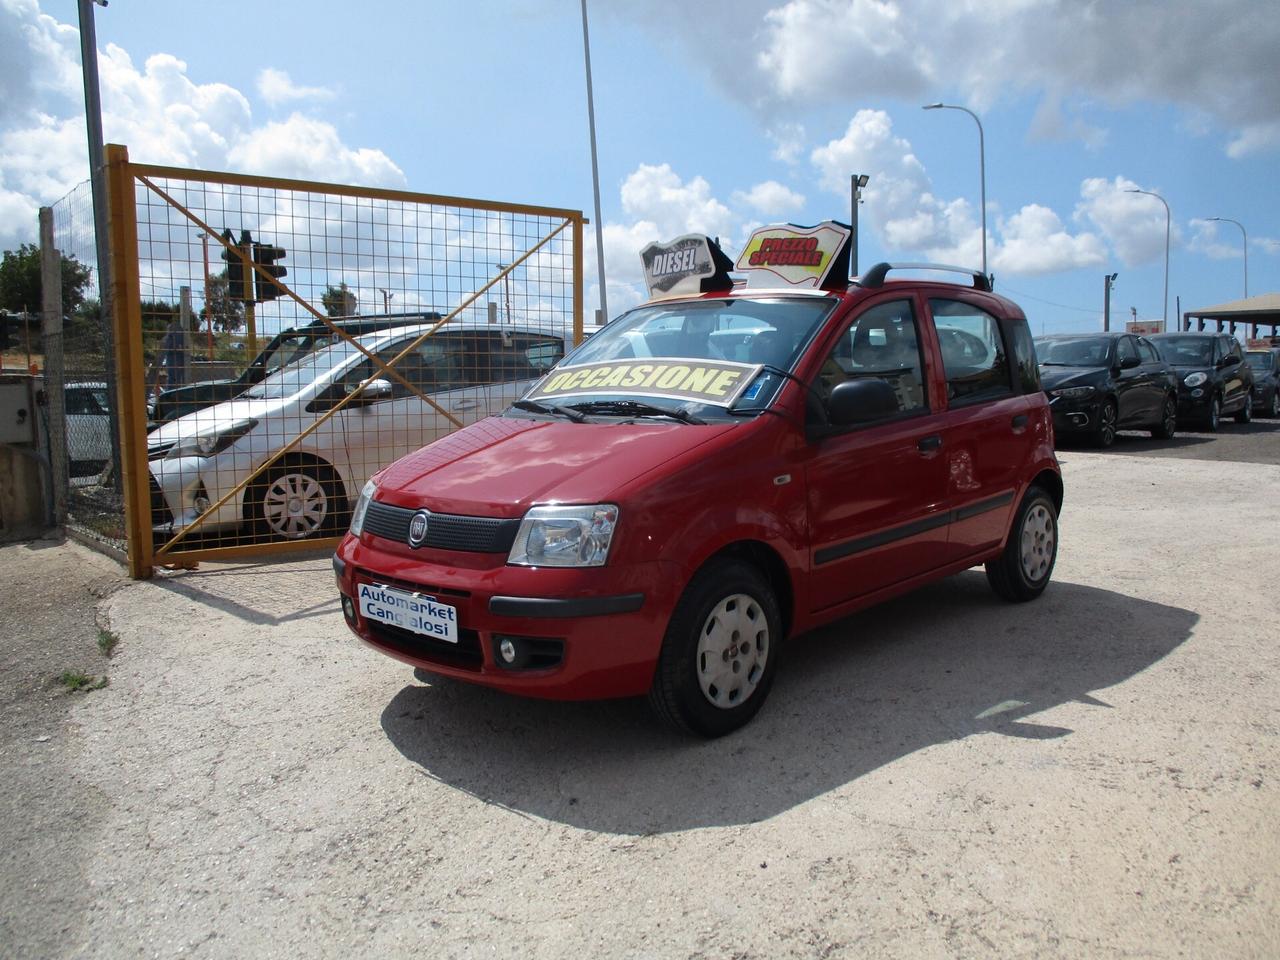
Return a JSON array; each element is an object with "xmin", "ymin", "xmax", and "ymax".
[
  {"xmin": 735, "ymin": 221, "xmax": 852, "ymax": 290},
  {"xmin": 640, "ymin": 234, "xmax": 735, "ymax": 299}
]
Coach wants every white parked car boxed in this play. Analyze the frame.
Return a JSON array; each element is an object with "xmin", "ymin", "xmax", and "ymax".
[
  {"xmin": 147, "ymin": 323, "xmax": 567, "ymax": 540},
  {"xmin": 65, "ymin": 381, "xmax": 112, "ymax": 476}
]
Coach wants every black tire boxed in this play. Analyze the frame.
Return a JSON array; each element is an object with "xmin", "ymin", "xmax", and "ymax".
[
  {"xmin": 986, "ymin": 486, "xmax": 1058, "ymax": 603},
  {"xmin": 248, "ymin": 463, "xmax": 344, "ymax": 541},
  {"xmin": 1150, "ymin": 394, "xmax": 1177, "ymax": 440},
  {"xmin": 649, "ymin": 559, "xmax": 781, "ymax": 738},
  {"xmin": 1093, "ymin": 399, "xmax": 1117, "ymax": 447},
  {"xmin": 1235, "ymin": 393, "xmax": 1253, "ymax": 424},
  {"xmin": 1206, "ymin": 395, "xmax": 1221, "ymax": 433},
  {"xmin": 1268, "ymin": 390, "xmax": 1280, "ymax": 419}
]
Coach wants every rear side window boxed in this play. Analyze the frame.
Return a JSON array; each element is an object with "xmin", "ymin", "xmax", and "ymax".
[
  {"xmin": 1004, "ymin": 319, "xmax": 1040, "ymax": 393},
  {"xmin": 930, "ymin": 299, "xmax": 1013, "ymax": 405}
]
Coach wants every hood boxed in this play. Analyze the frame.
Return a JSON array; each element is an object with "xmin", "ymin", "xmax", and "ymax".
[
  {"xmin": 1039, "ymin": 365, "xmax": 1107, "ymax": 391},
  {"xmin": 147, "ymin": 396, "xmax": 284, "ymax": 445},
  {"xmin": 374, "ymin": 415, "xmax": 739, "ymax": 517}
]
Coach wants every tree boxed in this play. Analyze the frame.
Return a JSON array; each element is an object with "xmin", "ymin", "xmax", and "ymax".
[
  {"xmin": 322, "ymin": 282, "xmax": 358, "ymax": 317},
  {"xmin": 200, "ymin": 271, "xmax": 245, "ymax": 333},
  {"xmin": 0, "ymin": 243, "xmax": 93, "ymax": 315}
]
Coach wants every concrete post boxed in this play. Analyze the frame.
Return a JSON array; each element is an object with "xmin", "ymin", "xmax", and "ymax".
[{"xmin": 39, "ymin": 208, "xmax": 68, "ymax": 525}]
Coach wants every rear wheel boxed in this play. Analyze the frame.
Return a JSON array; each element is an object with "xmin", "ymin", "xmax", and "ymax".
[
  {"xmin": 649, "ymin": 559, "xmax": 781, "ymax": 738},
  {"xmin": 1150, "ymin": 395, "xmax": 1177, "ymax": 439},
  {"xmin": 249, "ymin": 464, "xmax": 344, "ymax": 541},
  {"xmin": 1093, "ymin": 399, "xmax": 1117, "ymax": 447},
  {"xmin": 986, "ymin": 486, "xmax": 1058, "ymax": 603},
  {"xmin": 1235, "ymin": 393, "xmax": 1253, "ymax": 424}
]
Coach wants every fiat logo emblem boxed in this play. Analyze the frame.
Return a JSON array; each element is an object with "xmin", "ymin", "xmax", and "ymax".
[{"xmin": 407, "ymin": 510, "xmax": 431, "ymax": 548}]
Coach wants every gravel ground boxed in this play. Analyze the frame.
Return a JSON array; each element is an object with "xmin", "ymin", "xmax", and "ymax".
[{"xmin": 2, "ymin": 442, "xmax": 1278, "ymax": 959}]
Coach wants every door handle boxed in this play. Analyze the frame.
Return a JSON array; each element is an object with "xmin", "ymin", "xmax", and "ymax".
[
  {"xmin": 917, "ymin": 435, "xmax": 942, "ymax": 452},
  {"xmin": 1011, "ymin": 414, "xmax": 1029, "ymax": 430}
]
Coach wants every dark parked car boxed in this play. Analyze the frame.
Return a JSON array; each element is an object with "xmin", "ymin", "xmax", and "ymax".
[
  {"xmin": 148, "ymin": 313, "xmax": 443, "ymax": 426},
  {"xmin": 1149, "ymin": 332, "xmax": 1254, "ymax": 431},
  {"xmin": 1245, "ymin": 348, "xmax": 1280, "ymax": 419},
  {"xmin": 1035, "ymin": 332, "xmax": 1178, "ymax": 446}
]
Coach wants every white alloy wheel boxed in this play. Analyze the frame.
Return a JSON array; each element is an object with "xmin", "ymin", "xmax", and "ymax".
[
  {"xmin": 695, "ymin": 593, "xmax": 770, "ymax": 709},
  {"xmin": 1020, "ymin": 503, "xmax": 1056, "ymax": 583},
  {"xmin": 262, "ymin": 471, "xmax": 329, "ymax": 539}
]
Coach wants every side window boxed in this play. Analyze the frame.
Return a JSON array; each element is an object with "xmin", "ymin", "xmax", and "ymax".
[
  {"xmin": 486, "ymin": 333, "xmax": 566, "ymax": 383},
  {"xmin": 929, "ymin": 299, "xmax": 1013, "ymax": 405},
  {"xmin": 1138, "ymin": 339, "xmax": 1160, "ymax": 363},
  {"xmin": 1117, "ymin": 337, "xmax": 1139, "ymax": 366},
  {"xmin": 812, "ymin": 299, "xmax": 926, "ymax": 422},
  {"xmin": 1005, "ymin": 319, "xmax": 1040, "ymax": 393}
]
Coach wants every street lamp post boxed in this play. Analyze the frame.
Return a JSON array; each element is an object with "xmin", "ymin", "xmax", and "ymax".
[
  {"xmin": 1207, "ymin": 217, "xmax": 1247, "ymax": 298},
  {"xmin": 1125, "ymin": 188, "xmax": 1170, "ymax": 330},
  {"xmin": 580, "ymin": 0, "xmax": 608, "ymax": 324},
  {"xmin": 196, "ymin": 232, "xmax": 212, "ymax": 358},
  {"xmin": 378, "ymin": 288, "xmax": 393, "ymax": 315},
  {"xmin": 923, "ymin": 102, "xmax": 986, "ymax": 278}
]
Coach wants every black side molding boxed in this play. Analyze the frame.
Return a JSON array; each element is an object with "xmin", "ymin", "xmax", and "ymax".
[{"xmin": 489, "ymin": 594, "xmax": 645, "ymax": 619}]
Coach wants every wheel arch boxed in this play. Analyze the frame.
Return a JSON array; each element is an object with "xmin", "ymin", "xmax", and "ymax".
[
  {"xmin": 698, "ymin": 539, "xmax": 795, "ymax": 639},
  {"xmin": 241, "ymin": 451, "xmax": 349, "ymax": 522},
  {"xmin": 1030, "ymin": 469, "xmax": 1064, "ymax": 514}
]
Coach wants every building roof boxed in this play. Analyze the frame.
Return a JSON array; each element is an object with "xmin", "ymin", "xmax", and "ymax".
[{"xmin": 1184, "ymin": 292, "xmax": 1280, "ymax": 319}]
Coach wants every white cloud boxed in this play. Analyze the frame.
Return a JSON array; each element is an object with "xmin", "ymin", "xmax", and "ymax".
[
  {"xmin": 1074, "ymin": 177, "xmax": 1181, "ymax": 267},
  {"xmin": 228, "ymin": 114, "xmax": 404, "ymax": 187},
  {"xmin": 257, "ymin": 68, "xmax": 335, "ymax": 107},
  {"xmin": 995, "ymin": 204, "xmax": 1106, "ymax": 275},
  {"xmin": 733, "ymin": 180, "xmax": 805, "ymax": 216},
  {"xmin": 1188, "ymin": 219, "xmax": 1246, "ymax": 261}
]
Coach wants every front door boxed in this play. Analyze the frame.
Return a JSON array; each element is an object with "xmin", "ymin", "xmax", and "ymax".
[{"xmin": 804, "ymin": 298, "xmax": 950, "ymax": 612}]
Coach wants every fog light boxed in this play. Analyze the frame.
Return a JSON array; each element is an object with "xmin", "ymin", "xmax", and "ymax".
[
  {"xmin": 1191, "ymin": 388, "xmax": 1204, "ymax": 398},
  {"xmin": 499, "ymin": 638, "xmax": 518, "ymax": 663},
  {"xmin": 341, "ymin": 595, "xmax": 356, "ymax": 622}
]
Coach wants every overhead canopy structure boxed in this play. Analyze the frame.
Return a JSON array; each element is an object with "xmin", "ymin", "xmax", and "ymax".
[{"xmin": 1182, "ymin": 292, "xmax": 1280, "ymax": 337}]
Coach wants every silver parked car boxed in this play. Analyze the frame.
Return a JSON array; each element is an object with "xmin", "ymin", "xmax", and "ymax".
[{"xmin": 147, "ymin": 323, "xmax": 567, "ymax": 541}]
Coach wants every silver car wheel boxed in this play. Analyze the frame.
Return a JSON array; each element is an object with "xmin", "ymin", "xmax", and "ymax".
[
  {"xmin": 262, "ymin": 471, "xmax": 328, "ymax": 539},
  {"xmin": 1020, "ymin": 503, "xmax": 1056, "ymax": 583},
  {"xmin": 696, "ymin": 593, "xmax": 769, "ymax": 709}
]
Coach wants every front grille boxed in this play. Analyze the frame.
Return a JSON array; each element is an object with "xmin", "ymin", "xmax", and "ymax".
[
  {"xmin": 366, "ymin": 621, "xmax": 483, "ymax": 671},
  {"xmin": 364, "ymin": 500, "xmax": 520, "ymax": 553},
  {"xmin": 353, "ymin": 567, "xmax": 470, "ymax": 601},
  {"xmin": 149, "ymin": 475, "xmax": 173, "ymax": 525}
]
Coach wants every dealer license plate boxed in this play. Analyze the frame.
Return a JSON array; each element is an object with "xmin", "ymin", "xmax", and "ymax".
[{"xmin": 357, "ymin": 582, "xmax": 459, "ymax": 644}]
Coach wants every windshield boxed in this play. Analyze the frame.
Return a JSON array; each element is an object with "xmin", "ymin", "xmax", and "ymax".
[
  {"xmin": 242, "ymin": 338, "xmax": 366, "ymax": 399},
  {"xmin": 530, "ymin": 297, "xmax": 835, "ymax": 421},
  {"xmin": 1246, "ymin": 351, "xmax": 1273, "ymax": 372},
  {"xmin": 1154, "ymin": 337, "xmax": 1214, "ymax": 365},
  {"xmin": 1035, "ymin": 337, "xmax": 1112, "ymax": 366},
  {"xmin": 256, "ymin": 332, "xmax": 319, "ymax": 375}
]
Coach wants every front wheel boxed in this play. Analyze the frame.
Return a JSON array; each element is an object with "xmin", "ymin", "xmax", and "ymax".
[
  {"xmin": 1268, "ymin": 390, "xmax": 1280, "ymax": 419},
  {"xmin": 249, "ymin": 464, "xmax": 343, "ymax": 541},
  {"xmin": 986, "ymin": 486, "xmax": 1058, "ymax": 603},
  {"xmin": 1206, "ymin": 395, "xmax": 1221, "ymax": 433},
  {"xmin": 649, "ymin": 559, "xmax": 781, "ymax": 738},
  {"xmin": 1235, "ymin": 393, "xmax": 1253, "ymax": 424},
  {"xmin": 1150, "ymin": 395, "xmax": 1177, "ymax": 440},
  {"xmin": 1093, "ymin": 399, "xmax": 1117, "ymax": 447}
]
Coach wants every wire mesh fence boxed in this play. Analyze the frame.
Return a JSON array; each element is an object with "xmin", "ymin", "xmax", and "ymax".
[{"xmin": 100, "ymin": 150, "xmax": 582, "ymax": 574}]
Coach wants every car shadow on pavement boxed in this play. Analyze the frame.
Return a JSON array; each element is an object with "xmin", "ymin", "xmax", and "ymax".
[
  {"xmin": 380, "ymin": 572, "xmax": 1197, "ymax": 835},
  {"xmin": 152, "ymin": 557, "xmax": 341, "ymax": 625}
]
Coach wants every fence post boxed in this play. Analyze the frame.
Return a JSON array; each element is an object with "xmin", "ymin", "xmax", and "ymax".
[
  {"xmin": 39, "ymin": 208, "xmax": 68, "ymax": 526},
  {"xmin": 104, "ymin": 144, "xmax": 152, "ymax": 579}
]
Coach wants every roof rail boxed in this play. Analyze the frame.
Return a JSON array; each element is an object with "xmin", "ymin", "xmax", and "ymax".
[{"xmin": 857, "ymin": 262, "xmax": 993, "ymax": 292}]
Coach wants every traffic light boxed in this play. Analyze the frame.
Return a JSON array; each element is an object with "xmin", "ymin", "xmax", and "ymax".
[
  {"xmin": 221, "ymin": 228, "xmax": 251, "ymax": 302},
  {"xmin": 253, "ymin": 242, "xmax": 288, "ymax": 302}
]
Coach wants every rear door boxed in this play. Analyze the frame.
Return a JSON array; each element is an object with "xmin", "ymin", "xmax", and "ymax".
[
  {"xmin": 929, "ymin": 297, "xmax": 1034, "ymax": 561},
  {"xmin": 803, "ymin": 296, "xmax": 951, "ymax": 611},
  {"xmin": 1115, "ymin": 334, "xmax": 1157, "ymax": 426}
]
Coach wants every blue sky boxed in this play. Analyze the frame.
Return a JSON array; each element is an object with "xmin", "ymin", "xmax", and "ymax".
[{"xmin": 3, "ymin": 0, "xmax": 1278, "ymax": 334}]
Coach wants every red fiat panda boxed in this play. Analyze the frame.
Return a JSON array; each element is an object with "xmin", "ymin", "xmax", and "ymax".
[{"xmin": 335, "ymin": 225, "xmax": 1061, "ymax": 737}]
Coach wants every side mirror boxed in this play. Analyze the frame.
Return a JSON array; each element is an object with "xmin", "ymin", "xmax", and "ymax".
[
  {"xmin": 1217, "ymin": 356, "xmax": 1236, "ymax": 369},
  {"xmin": 351, "ymin": 377, "xmax": 394, "ymax": 404},
  {"xmin": 1119, "ymin": 355, "xmax": 1141, "ymax": 370},
  {"xmin": 827, "ymin": 378, "xmax": 900, "ymax": 427}
]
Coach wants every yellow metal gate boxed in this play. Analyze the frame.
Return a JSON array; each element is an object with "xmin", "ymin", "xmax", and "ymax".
[{"xmin": 105, "ymin": 144, "xmax": 584, "ymax": 578}]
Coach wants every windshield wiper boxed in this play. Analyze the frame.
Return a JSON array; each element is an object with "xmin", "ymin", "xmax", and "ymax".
[
  {"xmin": 569, "ymin": 399, "xmax": 705, "ymax": 425},
  {"xmin": 1038, "ymin": 361, "xmax": 1073, "ymax": 366},
  {"xmin": 511, "ymin": 398, "xmax": 587, "ymax": 423}
]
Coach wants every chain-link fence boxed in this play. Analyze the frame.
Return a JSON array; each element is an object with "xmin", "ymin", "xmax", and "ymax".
[{"xmin": 85, "ymin": 146, "xmax": 581, "ymax": 577}]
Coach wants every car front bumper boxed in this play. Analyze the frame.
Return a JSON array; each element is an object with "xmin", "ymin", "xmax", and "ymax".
[
  {"xmin": 1046, "ymin": 395, "xmax": 1101, "ymax": 435},
  {"xmin": 335, "ymin": 531, "xmax": 684, "ymax": 700},
  {"xmin": 148, "ymin": 453, "xmax": 247, "ymax": 535}
]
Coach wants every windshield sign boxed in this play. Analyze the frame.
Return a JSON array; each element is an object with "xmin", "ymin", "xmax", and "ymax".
[{"xmin": 527, "ymin": 358, "xmax": 762, "ymax": 407}]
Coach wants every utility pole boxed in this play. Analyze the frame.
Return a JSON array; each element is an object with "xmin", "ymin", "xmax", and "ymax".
[{"xmin": 1103, "ymin": 272, "xmax": 1118, "ymax": 331}]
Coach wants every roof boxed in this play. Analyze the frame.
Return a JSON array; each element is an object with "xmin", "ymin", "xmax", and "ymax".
[{"xmin": 1184, "ymin": 292, "xmax": 1280, "ymax": 319}]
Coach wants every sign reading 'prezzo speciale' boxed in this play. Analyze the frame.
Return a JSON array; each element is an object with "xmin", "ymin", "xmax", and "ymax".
[{"xmin": 526, "ymin": 358, "xmax": 763, "ymax": 407}]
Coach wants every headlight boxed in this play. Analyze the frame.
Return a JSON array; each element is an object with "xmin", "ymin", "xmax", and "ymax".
[
  {"xmin": 1184, "ymin": 372, "xmax": 1208, "ymax": 387},
  {"xmin": 165, "ymin": 418, "xmax": 257, "ymax": 459},
  {"xmin": 1049, "ymin": 386, "xmax": 1096, "ymax": 400},
  {"xmin": 349, "ymin": 479, "xmax": 377, "ymax": 536},
  {"xmin": 508, "ymin": 504, "xmax": 618, "ymax": 567}
]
